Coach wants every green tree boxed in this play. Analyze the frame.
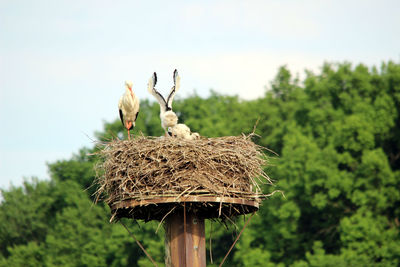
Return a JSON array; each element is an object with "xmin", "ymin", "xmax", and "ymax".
[{"xmin": 1, "ymin": 61, "xmax": 400, "ymax": 266}]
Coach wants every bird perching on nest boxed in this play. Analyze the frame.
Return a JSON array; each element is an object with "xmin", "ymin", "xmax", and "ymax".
[
  {"xmin": 118, "ymin": 81, "xmax": 140, "ymax": 140},
  {"xmin": 147, "ymin": 69, "xmax": 180, "ymax": 136},
  {"xmin": 170, "ymin": 123, "xmax": 200, "ymax": 140}
]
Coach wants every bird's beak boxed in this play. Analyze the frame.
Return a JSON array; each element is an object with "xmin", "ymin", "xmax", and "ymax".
[{"xmin": 125, "ymin": 81, "xmax": 133, "ymax": 91}]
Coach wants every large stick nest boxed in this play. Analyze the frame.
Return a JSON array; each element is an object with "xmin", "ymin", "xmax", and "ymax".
[{"xmin": 94, "ymin": 135, "xmax": 274, "ymax": 220}]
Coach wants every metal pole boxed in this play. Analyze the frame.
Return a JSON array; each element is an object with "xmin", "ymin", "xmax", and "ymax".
[{"xmin": 165, "ymin": 209, "xmax": 206, "ymax": 267}]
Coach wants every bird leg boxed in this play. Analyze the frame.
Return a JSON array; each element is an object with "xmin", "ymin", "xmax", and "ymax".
[{"xmin": 125, "ymin": 121, "xmax": 133, "ymax": 140}]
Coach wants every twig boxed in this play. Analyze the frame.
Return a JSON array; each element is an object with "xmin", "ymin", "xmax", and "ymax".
[
  {"xmin": 120, "ymin": 221, "xmax": 159, "ymax": 267},
  {"xmin": 209, "ymin": 221, "xmax": 213, "ymax": 264},
  {"xmin": 155, "ymin": 206, "xmax": 176, "ymax": 234},
  {"xmin": 223, "ymin": 213, "xmax": 239, "ymax": 231},
  {"xmin": 219, "ymin": 212, "xmax": 255, "ymax": 267}
]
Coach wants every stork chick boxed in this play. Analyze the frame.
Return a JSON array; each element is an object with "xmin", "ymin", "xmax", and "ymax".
[
  {"xmin": 118, "ymin": 81, "xmax": 140, "ymax": 140},
  {"xmin": 170, "ymin": 124, "xmax": 200, "ymax": 140},
  {"xmin": 147, "ymin": 69, "xmax": 180, "ymax": 135}
]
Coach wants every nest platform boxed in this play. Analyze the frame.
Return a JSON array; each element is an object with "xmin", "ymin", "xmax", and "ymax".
[
  {"xmin": 94, "ymin": 135, "xmax": 272, "ymax": 222},
  {"xmin": 110, "ymin": 195, "xmax": 260, "ymax": 221}
]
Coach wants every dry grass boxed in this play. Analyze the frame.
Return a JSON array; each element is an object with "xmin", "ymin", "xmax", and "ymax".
[{"xmin": 93, "ymin": 134, "xmax": 276, "ymax": 220}]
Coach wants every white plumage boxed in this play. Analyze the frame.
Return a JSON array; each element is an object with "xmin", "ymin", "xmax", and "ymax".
[
  {"xmin": 147, "ymin": 70, "xmax": 180, "ymax": 135},
  {"xmin": 118, "ymin": 81, "xmax": 140, "ymax": 140},
  {"xmin": 170, "ymin": 124, "xmax": 200, "ymax": 140}
]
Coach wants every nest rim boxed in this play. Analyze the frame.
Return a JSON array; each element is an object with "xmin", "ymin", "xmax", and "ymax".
[{"xmin": 110, "ymin": 195, "xmax": 260, "ymax": 221}]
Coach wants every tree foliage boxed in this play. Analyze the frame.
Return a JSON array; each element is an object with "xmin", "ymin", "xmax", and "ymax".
[{"xmin": 1, "ymin": 61, "xmax": 399, "ymax": 266}]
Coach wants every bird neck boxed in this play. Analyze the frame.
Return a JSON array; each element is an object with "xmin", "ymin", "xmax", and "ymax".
[{"xmin": 126, "ymin": 87, "xmax": 134, "ymax": 99}]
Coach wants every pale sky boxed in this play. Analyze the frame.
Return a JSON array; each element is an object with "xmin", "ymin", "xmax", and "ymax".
[{"xmin": 1, "ymin": 0, "xmax": 399, "ymax": 189}]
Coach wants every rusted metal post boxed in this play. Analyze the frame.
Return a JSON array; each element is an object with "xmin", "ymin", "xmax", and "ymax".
[{"xmin": 165, "ymin": 209, "xmax": 206, "ymax": 267}]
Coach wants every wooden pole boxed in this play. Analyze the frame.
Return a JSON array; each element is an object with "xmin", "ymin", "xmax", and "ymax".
[{"xmin": 165, "ymin": 209, "xmax": 206, "ymax": 267}]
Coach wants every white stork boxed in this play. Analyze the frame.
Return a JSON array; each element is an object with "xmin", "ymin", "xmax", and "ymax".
[
  {"xmin": 170, "ymin": 123, "xmax": 200, "ymax": 140},
  {"xmin": 118, "ymin": 81, "xmax": 140, "ymax": 140},
  {"xmin": 147, "ymin": 69, "xmax": 180, "ymax": 136}
]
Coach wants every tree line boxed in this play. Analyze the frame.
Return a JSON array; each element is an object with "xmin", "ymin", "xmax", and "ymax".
[{"xmin": 1, "ymin": 61, "xmax": 399, "ymax": 266}]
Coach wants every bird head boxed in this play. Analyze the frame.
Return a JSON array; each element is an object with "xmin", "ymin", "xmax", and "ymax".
[
  {"xmin": 163, "ymin": 111, "xmax": 178, "ymax": 128},
  {"xmin": 171, "ymin": 124, "xmax": 191, "ymax": 138},
  {"xmin": 125, "ymin": 80, "xmax": 133, "ymax": 91},
  {"xmin": 191, "ymin": 132, "xmax": 200, "ymax": 140}
]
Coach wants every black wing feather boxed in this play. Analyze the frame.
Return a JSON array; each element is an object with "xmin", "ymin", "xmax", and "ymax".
[
  {"xmin": 173, "ymin": 69, "xmax": 178, "ymax": 84},
  {"xmin": 119, "ymin": 109, "xmax": 124, "ymax": 126},
  {"xmin": 153, "ymin": 72, "xmax": 157, "ymax": 85},
  {"xmin": 166, "ymin": 69, "xmax": 178, "ymax": 110},
  {"xmin": 128, "ymin": 111, "xmax": 138, "ymax": 130},
  {"xmin": 155, "ymin": 90, "xmax": 167, "ymax": 106},
  {"xmin": 150, "ymin": 72, "xmax": 168, "ymax": 109},
  {"xmin": 166, "ymin": 87, "xmax": 175, "ymax": 110}
]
